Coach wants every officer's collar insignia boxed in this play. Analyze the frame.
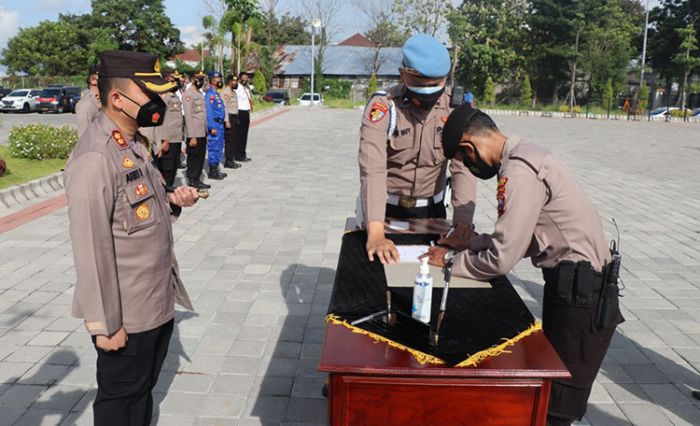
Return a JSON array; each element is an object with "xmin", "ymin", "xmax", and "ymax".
[
  {"xmin": 369, "ymin": 102, "xmax": 388, "ymax": 123},
  {"xmin": 135, "ymin": 203, "xmax": 151, "ymax": 221},
  {"xmin": 185, "ymin": 96, "xmax": 191, "ymax": 101},
  {"xmin": 112, "ymin": 130, "xmax": 128, "ymax": 150},
  {"xmin": 135, "ymin": 183, "xmax": 148, "ymax": 197},
  {"xmin": 151, "ymin": 112, "xmax": 161, "ymax": 124},
  {"xmin": 497, "ymin": 177, "xmax": 508, "ymax": 217},
  {"xmin": 122, "ymin": 156, "xmax": 135, "ymax": 169}
]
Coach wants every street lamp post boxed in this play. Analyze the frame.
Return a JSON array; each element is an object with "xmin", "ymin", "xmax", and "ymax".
[
  {"xmin": 310, "ymin": 19, "xmax": 321, "ymax": 106},
  {"xmin": 640, "ymin": 0, "xmax": 650, "ymax": 88}
]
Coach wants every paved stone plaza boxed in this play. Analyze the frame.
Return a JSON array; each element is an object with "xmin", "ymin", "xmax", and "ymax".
[{"xmin": 0, "ymin": 107, "xmax": 699, "ymax": 425}]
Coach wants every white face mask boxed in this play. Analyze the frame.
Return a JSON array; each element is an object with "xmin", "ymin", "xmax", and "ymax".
[{"xmin": 406, "ymin": 84, "xmax": 445, "ymax": 95}]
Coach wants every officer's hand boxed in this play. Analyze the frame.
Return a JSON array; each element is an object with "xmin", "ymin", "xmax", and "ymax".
[
  {"xmin": 438, "ymin": 223, "xmax": 474, "ymax": 252},
  {"xmin": 421, "ymin": 246, "xmax": 449, "ymax": 268},
  {"xmin": 95, "ymin": 326, "xmax": 128, "ymax": 352},
  {"xmin": 169, "ymin": 186, "xmax": 200, "ymax": 207},
  {"xmin": 188, "ymin": 138, "xmax": 197, "ymax": 148},
  {"xmin": 161, "ymin": 140, "xmax": 170, "ymax": 154},
  {"xmin": 225, "ymin": 121, "xmax": 231, "ymax": 129},
  {"xmin": 210, "ymin": 128, "xmax": 218, "ymax": 136},
  {"xmin": 366, "ymin": 237, "xmax": 400, "ymax": 264}
]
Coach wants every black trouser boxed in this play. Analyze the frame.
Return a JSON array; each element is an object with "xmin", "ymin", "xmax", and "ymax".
[
  {"xmin": 186, "ymin": 137, "xmax": 207, "ymax": 183},
  {"xmin": 385, "ymin": 201, "xmax": 447, "ymax": 220},
  {"xmin": 542, "ymin": 262, "xmax": 623, "ymax": 426},
  {"xmin": 224, "ymin": 114, "xmax": 236, "ymax": 162},
  {"xmin": 233, "ymin": 110, "xmax": 250, "ymax": 160},
  {"xmin": 157, "ymin": 142, "xmax": 181, "ymax": 187},
  {"xmin": 93, "ymin": 320, "xmax": 174, "ymax": 426}
]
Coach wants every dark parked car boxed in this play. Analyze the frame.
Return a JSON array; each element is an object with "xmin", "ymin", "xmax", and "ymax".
[
  {"xmin": 37, "ymin": 86, "xmax": 81, "ymax": 113},
  {"xmin": 0, "ymin": 86, "xmax": 11, "ymax": 99},
  {"xmin": 263, "ymin": 90, "xmax": 290, "ymax": 105}
]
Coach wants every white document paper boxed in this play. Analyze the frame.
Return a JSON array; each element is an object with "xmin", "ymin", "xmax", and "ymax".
[{"xmin": 396, "ymin": 245, "xmax": 430, "ymax": 263}]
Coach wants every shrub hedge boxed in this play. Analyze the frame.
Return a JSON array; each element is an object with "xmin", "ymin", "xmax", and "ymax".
[{"xmin": 8, "ymin": 124, "xmax": 77, "ymax": 160}]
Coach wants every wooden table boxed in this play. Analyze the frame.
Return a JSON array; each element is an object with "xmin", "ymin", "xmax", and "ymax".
[{"xmin": 320, "ymin": 218, "xmax": 570, "ymax": 426}]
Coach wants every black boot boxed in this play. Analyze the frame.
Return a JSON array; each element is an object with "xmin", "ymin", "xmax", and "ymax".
[
  {"xmin": 189, "ymin": 179, "xmax": 210, "ymax": 190},
  {"xmin": 223, "ymin": 160, "xmax": 240, "ymax": 169},
  {"xmin": 208, "ymin": 165, "xmax": 227, "ymax": 180}
]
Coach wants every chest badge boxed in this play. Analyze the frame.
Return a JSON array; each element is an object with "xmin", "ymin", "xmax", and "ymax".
[
  {"xmin": 121, "ymin": 157, "xmax": 135, "ymax": 169},
  {"xmin": 112, "ymin": 130, "xmax": 128, "ymax": 150},
  {"xmin": 441, "ymin": 116, "xmax": 448, "ymax": 123},
  {"xmin": 135, "ymin": 203, "xmax": 151, "ymax": 221},
  {"xmin": 135, "ymin": 183, "xmax": 149, "ymax": 197}
]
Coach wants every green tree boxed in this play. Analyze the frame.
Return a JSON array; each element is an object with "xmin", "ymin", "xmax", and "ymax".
[
  {"xmin": 601, "ymin": 78, "xmax": 613, "ymax": 111},
  {"xmin": 365, "ymin": 14, "xmax": 409, "ymax": 47},
  {"xmin": 393, "ymin": 0, "xmax": 450, "ymax": 36},
  {"xmin": 253, "ymin": 70, "xmax": 267, "ymax": 94},
  {"xmin": 1, "ymin": 20, "xmax": 93, "ymax": 75},
  {"xmin": 254, "ymin": 12, "xmax": 311, "ymax": 46},
  {"xmin": 448, "ymin": 0, "xmax": 528, "ymax": 97},
  {"xmin": 638, "ymin": 84, "xmax": 650, "ymax": 112},
  {"xmin": 674, "ymin": 21, "xmax": 700, "ymax": 111},
  {"xmin": 647, "ymin": 0, "xmax": 700, "ymax": 104},
  {"xmin": 582, "ymin": 0, "xmax": 636, "ymax": 103},
  {"xmin": 367, "ymin": 73, "xmax": 378, "ymax": 97},
  {"xmin": 520, "ymin": 74, "xmax": 533, "ymax": 108},
  {"xmin": 90, "ymin": 0, "xmax": 184, "ymax": 58},
  {"xmin": 483, "ymin": 76, "xmax": 496, "ymax": 106}
]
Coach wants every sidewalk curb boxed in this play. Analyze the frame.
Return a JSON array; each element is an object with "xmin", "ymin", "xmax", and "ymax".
[
  {"xmin": 481, "ymin": 108, "xmax": 700, "ymax": 123},
  {"xmin": 0, "ymin": 171, "xmax": 63, "ymax": 211}
]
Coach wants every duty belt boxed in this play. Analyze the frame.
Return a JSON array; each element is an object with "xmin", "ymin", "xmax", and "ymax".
[{"xmin": 386, "ymin": 191, "xmax": 445, "ymax": 209}]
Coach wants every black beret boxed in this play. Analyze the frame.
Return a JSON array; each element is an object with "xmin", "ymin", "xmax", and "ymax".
[
  {"xmin": 98, "ymin": 50, "xmax": 175, "ymax": 94},
  {"xmin": 441, "ymin": 104, "xmax": 478, "ymax": 158}
]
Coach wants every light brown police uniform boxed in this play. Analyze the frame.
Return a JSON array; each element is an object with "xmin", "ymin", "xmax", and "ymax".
[
  {"xmin": 449, "ymin": 134, "xmax": 619, "ymax": 424},
  {"xmin": 451, "ymin": 134, "xmax": 610, "ymax": 278},
  {"xmin": 159, "ymin": 92, "xmax": 184, "ymax": 143},
  {"xmin": 358, "ymin": 84, "xmax": 477, "ymax": 225},
  {"xmin": 64, "ymin": 113, "xmax": 193, "ymax": 337},
  {"xmin": 221, "ymin": 86, "xmax": 238, "ymax": 121},
  {"xmin": 75, "ymin": 89, "xmax": 100, "ymax": 137},
  {"xmin": 183, "ymin": 85, "xmax": 206, "ymax": 139}
]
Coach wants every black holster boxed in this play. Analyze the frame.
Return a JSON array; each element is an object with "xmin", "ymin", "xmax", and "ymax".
[{"xmin": 596, "ymin": 255, "xmax": 622, "ymax": 329}]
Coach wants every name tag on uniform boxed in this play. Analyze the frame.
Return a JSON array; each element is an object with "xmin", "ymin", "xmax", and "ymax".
[{"xmin": 126, "ymin": 169, "xmax": 144, "ymax": 183}]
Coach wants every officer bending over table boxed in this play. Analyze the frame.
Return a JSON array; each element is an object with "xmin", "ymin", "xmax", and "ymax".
[{"xmin": 424, "ymin": 105, "xmax": 624, "ymax": 426}]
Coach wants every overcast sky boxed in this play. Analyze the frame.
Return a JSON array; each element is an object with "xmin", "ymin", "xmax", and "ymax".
[{"xmin": 0, "ymin": 0, "xmax": 662, "ymax": 76}]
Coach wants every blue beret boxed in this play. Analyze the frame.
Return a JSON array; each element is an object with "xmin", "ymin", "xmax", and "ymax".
[
  {"xmin": 402, "ymin": 34, "xmax": 451, "ymax": 78},
  {"xmin": 208, "ymin": 71, "xmax": 222, "ymax": 79}
]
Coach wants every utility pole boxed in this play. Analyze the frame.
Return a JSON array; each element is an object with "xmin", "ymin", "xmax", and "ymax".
[
  {"xmin": 311, "ymin": 19, "xmax": 321, "ymax": 106},
  {"xmin": 639, "ymin": 0, "xmax": 650, "ymax": 88}
]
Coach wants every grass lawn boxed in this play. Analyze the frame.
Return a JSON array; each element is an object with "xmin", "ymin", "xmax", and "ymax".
[{"xmin": 0, "ymin": 146, "xmax": 66, "ymax": 190}]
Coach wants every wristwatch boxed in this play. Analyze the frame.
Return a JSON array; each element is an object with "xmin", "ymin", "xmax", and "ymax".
[{"xmin": 443, "ymin": 249, "xmax": 457, "ymax": 265}]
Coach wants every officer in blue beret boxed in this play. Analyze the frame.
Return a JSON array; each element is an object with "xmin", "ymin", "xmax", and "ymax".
[
  {"xmin": 358, "ymin": 34, "xmax": 478, "ymax": 264},
  {"xmin": 205, "ymin": 71, "xmax": 228, "ymax": 179}
]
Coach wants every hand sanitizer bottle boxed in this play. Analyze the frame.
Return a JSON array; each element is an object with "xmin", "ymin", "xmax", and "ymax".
[{"xmin": 412, "ymin": 257, "xmax": 433, "ymax": 323}]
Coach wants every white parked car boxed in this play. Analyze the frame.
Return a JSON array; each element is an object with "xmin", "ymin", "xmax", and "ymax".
[
  {"xmin": 648, "ymin": 107, "xmax": 678, "ymax": 118},
  {"xmin": 298, "ymin": 92, "xmax": 323, "ymax": 106},
  {"xmin": 1, "ymin": 89, "xmax": 42, "ymax": 113}
]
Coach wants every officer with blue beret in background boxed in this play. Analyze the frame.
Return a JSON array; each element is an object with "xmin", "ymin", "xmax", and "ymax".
[{"xmin": 358, "ymin": 34, "xmax": 478, "ymax": 264}]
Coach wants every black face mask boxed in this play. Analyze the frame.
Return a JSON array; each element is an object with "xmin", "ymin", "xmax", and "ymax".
[
  {"xmin": 193, "ymin": 80, "xmax": 203, "ymax": 89},
  {"xmin": 216, "ymin": 81, "xmax": 223, "ymax": 89},
  {"xmin": 406, "ymin": 87, "xmax": 445, "ymax": 109},
  {"xmin": 232, "ymin": 83, "xmax": 239, "ymax": 89},
  {"xmin": 119, "ymin": 92, "xmax": 166, "ymax": 127},
  {"xmin": 461, "ymin": 142, "xmax": 498, "ymax": 180},
  {"xmin": 176, "ymin": 81, "xmax": 184, "ymax": 90}
]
